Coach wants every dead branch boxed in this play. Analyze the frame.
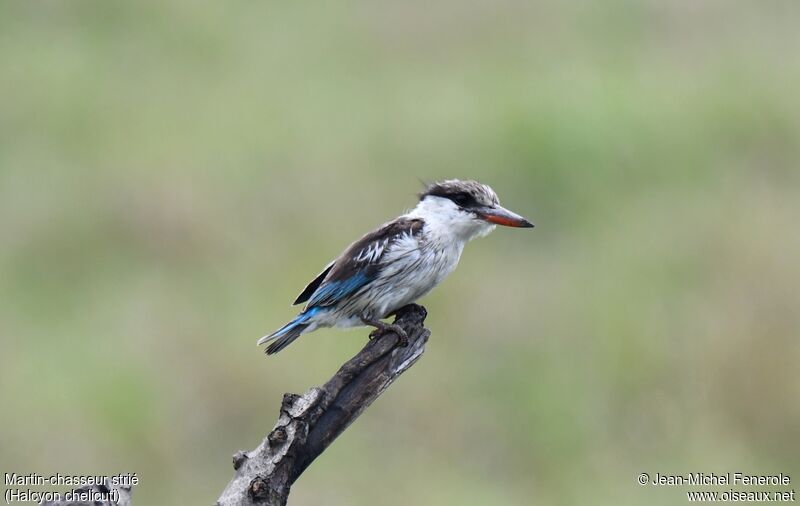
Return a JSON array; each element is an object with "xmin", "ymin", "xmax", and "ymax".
[{"xmin": 216, "ymin": 303, "xmax": 430, "ymax": 506}]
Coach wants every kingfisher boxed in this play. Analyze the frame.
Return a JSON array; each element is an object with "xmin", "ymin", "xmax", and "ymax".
[{"xmin": 258, "ymin": 179, "xmax": 533, "ymax": 354}]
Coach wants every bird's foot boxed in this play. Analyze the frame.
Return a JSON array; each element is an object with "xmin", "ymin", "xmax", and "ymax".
[{"xmin": 362, "ymin": 318, "xmax": 409, "ymax": 347}]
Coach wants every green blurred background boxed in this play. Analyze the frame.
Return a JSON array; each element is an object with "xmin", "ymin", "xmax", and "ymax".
[{"xmin": 2, "ymin": 1, "xmax": 799, "ymax": 504}]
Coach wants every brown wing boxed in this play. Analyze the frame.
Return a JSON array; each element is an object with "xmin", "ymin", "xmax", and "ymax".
[{"xmin": 298, "ymin": 217, "xmax": 424, "ymax": 308}]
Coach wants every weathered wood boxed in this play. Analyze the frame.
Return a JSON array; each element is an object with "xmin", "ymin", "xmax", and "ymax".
[{"xmin": 216, "ymin": 304, "xmax": 430, "ymax": 506}]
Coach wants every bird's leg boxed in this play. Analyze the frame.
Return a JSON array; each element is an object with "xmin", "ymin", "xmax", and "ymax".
[{"xmin": 360, "ymin": 316, "xmax": 409, "ymax": 347}]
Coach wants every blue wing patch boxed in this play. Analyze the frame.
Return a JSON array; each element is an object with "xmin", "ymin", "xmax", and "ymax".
[{"xmin": 306, "ymin": 272, "xmax": 371, "ymax": 308}]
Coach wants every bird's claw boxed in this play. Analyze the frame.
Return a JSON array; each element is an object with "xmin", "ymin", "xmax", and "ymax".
[{"xmin": 368, "ymin": 323, "xmax": 409, "ymax": 347}]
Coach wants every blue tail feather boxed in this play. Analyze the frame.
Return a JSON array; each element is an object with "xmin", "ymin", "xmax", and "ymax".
[{"xmin": 258, "ymin": 307, "xmax": 322, "ymax": 354}]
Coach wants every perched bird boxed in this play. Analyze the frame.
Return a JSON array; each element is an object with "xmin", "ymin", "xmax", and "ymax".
[{"xmin": 258, "ymin": 179, "xmax": 533, "ymax": 354}]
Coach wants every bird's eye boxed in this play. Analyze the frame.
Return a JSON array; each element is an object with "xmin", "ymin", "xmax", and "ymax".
[{"xmin": 451, "ymin": 193, "xmax": 471, "ymax": 207}]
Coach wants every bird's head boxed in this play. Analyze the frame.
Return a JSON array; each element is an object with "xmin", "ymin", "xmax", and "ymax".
[{"xmin": 415, "ymin": 179, "xmax": 533, "ymax": 241}]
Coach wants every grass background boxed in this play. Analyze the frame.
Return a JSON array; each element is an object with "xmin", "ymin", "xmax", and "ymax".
[{"xmin": 1, "ymin": 1, "xmax": 798, "ymax": 504}]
